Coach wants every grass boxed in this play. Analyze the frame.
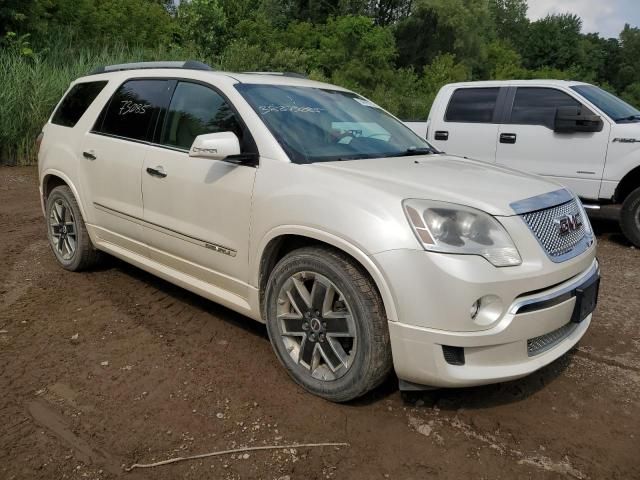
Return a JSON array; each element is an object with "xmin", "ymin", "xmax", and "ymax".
[{"xmin": 0, "ymin": 37, "xmax": 196, "ymax": 166}]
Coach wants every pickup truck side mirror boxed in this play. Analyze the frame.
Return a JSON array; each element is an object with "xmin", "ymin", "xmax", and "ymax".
[
  {"xmin": 189, "ymin": 132, "xmax": 241, "ymax": 160},
  {"xmin": 554, "ymin": 106, "xmax": 604, "ymax": 133}
]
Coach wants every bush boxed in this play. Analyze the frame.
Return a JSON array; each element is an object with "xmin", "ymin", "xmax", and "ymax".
[{"xmin": 0, "ymin": 36, "xmax": 194, "ymax": 165}]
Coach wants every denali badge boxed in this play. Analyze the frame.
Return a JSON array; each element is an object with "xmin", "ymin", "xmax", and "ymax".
[{"xmin": 555, "ymin": 213, "xmax": 582, "ymax": 236}]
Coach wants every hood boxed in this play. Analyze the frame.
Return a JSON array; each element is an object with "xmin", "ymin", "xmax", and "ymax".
[{"xmin": 311, "ymin": 154, "xmax": 564, "ymax": 216}]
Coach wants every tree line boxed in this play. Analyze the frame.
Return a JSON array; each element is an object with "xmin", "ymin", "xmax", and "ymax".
[{"xmin": 1, "ymin": 0, "xmax": 639, "ymax": 163}]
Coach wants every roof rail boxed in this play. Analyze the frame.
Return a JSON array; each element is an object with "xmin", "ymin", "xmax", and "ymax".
[
  {"xmin": 89, "ymin": 60, "xmax": 213, "ymax": 75},
  {"xmin": 243, "ymin": 71, "xmax": 308, "ymax": 79}
]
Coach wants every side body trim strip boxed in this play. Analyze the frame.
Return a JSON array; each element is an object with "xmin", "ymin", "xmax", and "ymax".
[{"xmin": 93, "ymin": 202, "xmax": 237, "ymax": 257}]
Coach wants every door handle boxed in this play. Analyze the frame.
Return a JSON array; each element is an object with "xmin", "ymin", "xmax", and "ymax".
[
  {"xmin": 82, "ymin": 151, "xmax": 96, "ymax": 160},
  {"xmin": 500, "ymin": 133, "xmax": 517, "ymax": 144},
  {"xmin": 434, "ymin": 131, "xmax": 449, "ymax": 141},
  {"xmin": 146, "ymin": 166, "xmax": 167, "ymax": 178}
]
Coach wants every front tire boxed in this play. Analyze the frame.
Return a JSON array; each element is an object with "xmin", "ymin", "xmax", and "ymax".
[
  {"xmin": 620, "ymin": 187, "xmax": 640, "ymax": 247},
  {"xmin": 264, "ymin": 246, "xmax": 392, "ymax": 402},
  {"xmin": 45, "ymin": 185, "xmax": 100, "ymax": 271}
]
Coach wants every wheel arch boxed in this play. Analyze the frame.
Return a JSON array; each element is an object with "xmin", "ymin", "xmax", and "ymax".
[
  {"xmin": 41, "ymin": 169, "xmax": 89, "ymax": 221},
  {"xmin": 254, "ymin": 227, "xmax": 398, "ymax": 322},
  {"xmin": 615, "ymin": 165, "xmax": 640, "ymax": 203}
]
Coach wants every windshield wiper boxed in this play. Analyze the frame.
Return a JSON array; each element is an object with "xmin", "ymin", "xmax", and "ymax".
[
  {"xmin": 399, "ymin": 147, "xmax": 435, "ymax": 156},
  {"xmin": 615, "ymin": 114, "xmax": 640, "ymax": 122}
]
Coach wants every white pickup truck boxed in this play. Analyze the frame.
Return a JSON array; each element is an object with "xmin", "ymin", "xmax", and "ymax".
[{"xmin": 407, "ymin": 80, "xmax": 640, "ymax": 246}]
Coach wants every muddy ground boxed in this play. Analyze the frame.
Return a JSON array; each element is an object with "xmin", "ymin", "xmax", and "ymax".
[{"xmin": 0, "ymin": 166, "xmax": 638, "ymax": 480}]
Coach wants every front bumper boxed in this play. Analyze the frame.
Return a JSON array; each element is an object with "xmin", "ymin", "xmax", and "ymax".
[{"xmin": 375, "ymin": 246, "xmax": 598, "ymax": 388}]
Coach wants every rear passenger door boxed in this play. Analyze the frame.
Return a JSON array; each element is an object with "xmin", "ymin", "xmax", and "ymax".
[
  {"xmin": 81, "ymin": 79, "xmax": 170, "ymax": 254},
  {"xmin": 495, "ymin": 87, "xmax": 609, "ymax": 199},
  {"xmin": 141, "ymin": 80, "xmax": 258, "ymax": 298},
  {"xmin": 429, "ymin": 87, "xmax": 503, "ymax": 163}
]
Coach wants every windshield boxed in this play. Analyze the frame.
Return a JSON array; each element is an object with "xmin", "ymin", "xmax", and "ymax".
[
  {"xmin": 571, "ymin": 85, "xmax": 640, "ymax": 123},
  {"xmin": 235, "ymin": 84, "xmax": 435, "ymax": 163}
]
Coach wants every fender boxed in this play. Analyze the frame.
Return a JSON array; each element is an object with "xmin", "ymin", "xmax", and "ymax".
[
  {"xmin": 40, "ymin": 168, "xmax": 90, "ymax": 224},
  {"xmin": 253, "ymin": 225, "xmax": 399, "ymax": 322}
]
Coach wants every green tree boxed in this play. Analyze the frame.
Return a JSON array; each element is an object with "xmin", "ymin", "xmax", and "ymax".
[
  {"xmin": 618, "ymin": 25, "xmax": 640, "ymax": 91},
  {"xmin": 521, "ymin": 14, "xmax": 584, "ymax": 71},
  {"xmin": 395, "ymin": 0, "xmax": 493, "ymax": 77},
  {"xmin": 489, "ymin": 0, "xmax": 528, "ymax": 47},
  {"xmin": 316, "ymin": 15, "xmax": 397, "ymax": 91},
  {"xmin": 177, "ymin": 0, "xmax": 228, "ymax": 56}
]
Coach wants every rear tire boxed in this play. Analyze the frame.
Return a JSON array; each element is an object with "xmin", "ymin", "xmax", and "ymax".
[
  {"xmin": 45, "ymin": 185, "xmax": 100, "ymax": 271},
  {"xmin": 264, "ymin": 246, "xmax": 392, "ymax": 402},
  {"xmin": 620, "ymin": 187, "xmax": 640, "ymax": 247}
]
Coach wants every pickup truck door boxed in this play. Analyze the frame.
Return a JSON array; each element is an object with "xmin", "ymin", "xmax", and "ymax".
[
  {"xmin": 428, "ymin": 87, "xmax": 505, "ymax": 163},
  {"xmin": 141, "ymin": 80, "xmax": 257, "ymax": 299},
  {"xmin": 495, "ymin": 87, "xmax": 609, "ymax": 200}
]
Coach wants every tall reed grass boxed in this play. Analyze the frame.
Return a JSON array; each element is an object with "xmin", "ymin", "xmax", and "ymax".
[{"xmin": 0, "ymin": 37, "xmax": 196, "ymax": 165}]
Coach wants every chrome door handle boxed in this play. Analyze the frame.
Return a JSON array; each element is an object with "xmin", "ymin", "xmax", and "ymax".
[
  {"xmin": 82, "ymin": 151, "xmax": 96, "ymax": 160},
  {"xmin": 146, "ymin": 166, "xmax": 167, "ymax": 178}
]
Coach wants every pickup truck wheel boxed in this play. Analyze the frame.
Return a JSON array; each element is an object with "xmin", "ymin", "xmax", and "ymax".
[
  {"xmin": 264, "ymin": 246, "xmax": 392, "ymax": 402},
  {"xmin": 45, "ymin": 186, "xmax": 100, "ymax": 271},
  {"xmin": 620, "ymin": 187, "xmax": 640, "ymax": 248}
]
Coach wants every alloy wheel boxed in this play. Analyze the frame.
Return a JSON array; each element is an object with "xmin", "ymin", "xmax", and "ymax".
[
  {"xmin": 276, "ymin": 271, "xmax": 357, "ymax": 381},
  {"xmin": 49, "ymin": 198, "xmax": 77, "ymax": 261}
]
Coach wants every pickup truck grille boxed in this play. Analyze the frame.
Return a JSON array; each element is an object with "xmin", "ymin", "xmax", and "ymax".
[{"xmin": 520, "ymin": 199, "xmax": 587, "ymax": 260}]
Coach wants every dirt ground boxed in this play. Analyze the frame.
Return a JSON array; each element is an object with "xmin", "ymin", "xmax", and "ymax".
[{"xmin": 0, "ymin": 166, "xmax": 638, "ymax": 480}]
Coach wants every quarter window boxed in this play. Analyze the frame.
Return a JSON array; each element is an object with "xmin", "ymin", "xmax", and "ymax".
[
  {"xmin": 96, "ymin": 79, "xmax": 168, "ymax": 141},
  {"xmin": 52, "ymin": 81, "xmax": 108, "ymax": 127},
  {"xmin": 510, "ymin": 88, "xmax": 580, "ymax": 129},
  {"xmin": 161, "ymin": 82, "xmax": 243, "ymax": 150},
  {"xmin": 445, "ymin": 88, "xmax": 500, "ymax": 123}
]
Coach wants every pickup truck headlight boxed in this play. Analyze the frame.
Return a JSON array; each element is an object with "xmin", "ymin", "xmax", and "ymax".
[{"xmin": 403, "ymin": 199, "xmax": 522, "ymax": 267}]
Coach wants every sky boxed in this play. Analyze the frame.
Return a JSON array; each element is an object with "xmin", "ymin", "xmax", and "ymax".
[{"xmin": 527, "ymin": 0, "xmax": 640, "ymax": 38}]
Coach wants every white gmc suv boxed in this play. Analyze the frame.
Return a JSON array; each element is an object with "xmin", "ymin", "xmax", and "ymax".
[
  {"xmin": 38, "ymin": 62, "xmax": 599, "ymax": 402},
  {"xmin": 412, "ymin": 80, "xmax": 640, "ymax": 247}
]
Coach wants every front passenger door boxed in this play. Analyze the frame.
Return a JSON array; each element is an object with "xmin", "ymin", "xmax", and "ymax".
[
  {"xmin": 495, "ymin": 87, "xmax": 610, "ymax": 199},
  {"xmin": 142, "ymin": 81, "xmax": 258, "ymax": 299}
]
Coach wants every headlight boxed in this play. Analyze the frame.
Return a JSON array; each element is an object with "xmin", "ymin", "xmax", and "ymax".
[
  {"xmin": 403, "ymin": 199, "xmax": 522, "ymax": 267},
  {"xmin": 576, "ymin": 197, "xmax": 593, "ymax": 236}
]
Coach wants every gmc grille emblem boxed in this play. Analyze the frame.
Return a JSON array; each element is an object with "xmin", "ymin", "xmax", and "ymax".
[{"xmin": 555, "ymin": 213, "xmax": 582, "ymax": 236}]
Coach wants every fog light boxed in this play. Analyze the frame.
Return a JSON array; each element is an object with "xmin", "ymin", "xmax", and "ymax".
[
  {"xmin": 470, "ymin": 300, "xmax": 480, "ymax": 320},
  {"xmin": 471, "ymin": 295, "xmax": 504, "ymax": 327}
]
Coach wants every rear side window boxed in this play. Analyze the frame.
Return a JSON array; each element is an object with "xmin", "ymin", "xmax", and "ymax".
[
  {"xmin": 445, "ymin": 88, "xmax": 500, "ymax": 123},
  {"xmin": 95, "ymin": 79, "xmax": 168, "ymax": 141},
  {"xmin": 510, "ymin": 88, "xmax": 580, "ymax": 129},
  {"xmin": 52, "ymin": 81, "xmax": 108, "ymax": 127},
  {"xmin": 161, "ymin": 82, "xmax": 243, "ymax": 150}
]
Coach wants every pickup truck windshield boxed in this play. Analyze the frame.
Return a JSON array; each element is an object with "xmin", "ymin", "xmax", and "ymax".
[
  {"xmin": 571, "ymin": 85, "xmax": 640, "ymax": 123},
  {"xmin": 236, "ymin": 84, "xmax": 434, "ymax": 164}
]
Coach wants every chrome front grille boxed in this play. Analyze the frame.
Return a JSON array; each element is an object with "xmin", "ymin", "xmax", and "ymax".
[
  {"xmin": 527, "ymin": 322, "xmax": 578, "ymax": 356},
  {"xmin": 520, "ymin": 199, "xmax": 586, "ymax": 259}
]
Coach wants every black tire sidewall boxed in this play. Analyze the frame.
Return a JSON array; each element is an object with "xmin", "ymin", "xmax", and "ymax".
[
  {"xmin": 45, "ymin": 186, "xmax": 89, "ymax": 271},
  {"xmin": 621, "ymin": 188, "xmax": 640, "ymax": 247},
  {"xmin": 265, "ymin": 249, "xmax": 381, "ymax": 401}
]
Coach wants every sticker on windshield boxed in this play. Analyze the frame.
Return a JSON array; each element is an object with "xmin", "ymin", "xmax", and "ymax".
[
  {"xmin": 353, "ymin": 98, "xmax": 380, "ymax": 108},
  {"xmin": 259, "ymin": 105, "xmax": 323, "ymax": 115}
]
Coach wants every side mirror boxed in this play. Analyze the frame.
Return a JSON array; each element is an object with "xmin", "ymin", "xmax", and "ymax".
[
  {"xmin": 554, "ymin": 106, "xmax": 604, "ymax": 133},
  {"xmin": 189, "ymin": 132, "xmax": 241, "ymax": 160}
]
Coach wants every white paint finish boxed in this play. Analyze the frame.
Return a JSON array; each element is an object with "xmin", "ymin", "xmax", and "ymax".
[
  {"xmin": 39, "ymin": 68, "xmax": 601, "ymax": 391},
  {"xmin": 428, "ymin": 80, "xmax": 640, "ymax": 202},
  {"xmin": 494, "ymin": 122, "xmax": 610, "ymax": 199},
  {"xmin": 141, "ymin": 145, "xmax": 256, "ymax": 296},
  {"xmin": 80, "ymin": 133, "xmax": 147, "ymax": 245}
]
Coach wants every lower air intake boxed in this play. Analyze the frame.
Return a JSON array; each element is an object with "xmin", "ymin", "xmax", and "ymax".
[
  {"xmin": 442, "ymin": 345, "xmax": 465, "ymax": 366},
  {"xmin": 527, "ymin": 323, "xmax": 578, "ymax": 357}
]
